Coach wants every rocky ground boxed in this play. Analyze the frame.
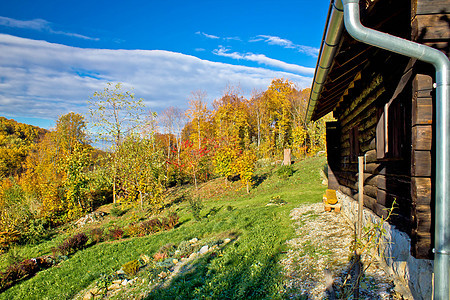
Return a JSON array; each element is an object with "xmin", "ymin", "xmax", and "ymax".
[{"xmin": 280, "ymin": 202, "xmax": 407, "ymax": 299}]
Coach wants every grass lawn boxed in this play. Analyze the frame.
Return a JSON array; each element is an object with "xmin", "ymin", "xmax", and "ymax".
[{"xmin": 0, "ymin": 156, "xmax": 327, "ymax": 299}]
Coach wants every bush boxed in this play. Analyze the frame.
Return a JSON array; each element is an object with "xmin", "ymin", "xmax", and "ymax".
[
  {"xmin": 188, "ymin": 196, "xmax": 203, "ymax": 221},
  {"xmin": 110, "ymin": 206, "xmax": 126, "ymax": 217},
  {"xmin": 0, "ymin": 259, "xmax": 39, "ymax": 291},
  {"xmin": 139, "ymin": 218, "xmax": 162, "ymax": 236},
  {"xmin": 121, "ymin": 260, "xmax": 139, "ymax": 276},
  {"xmin": 161, "ymin": 213, "xmax": 179, "ymax": 230},
  {"xmin": 57, "ymin": 233, "xmax": 88, "ymax": 256},
  {"xmin": 277, "ymin": 165, "xmax": 294, "ymax": 178},
  {"xmin": 108, "ymin": 227, "xmax": 124, "ymax": 240},
  {"xmin": 89, "ymin": 227, "xmax": 104, "ymax": 243}
]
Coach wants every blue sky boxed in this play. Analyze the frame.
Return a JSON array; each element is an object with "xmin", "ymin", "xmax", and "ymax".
[{"xmin": 0, "ymin": 0, "xmax": 329, "ymax": 129}]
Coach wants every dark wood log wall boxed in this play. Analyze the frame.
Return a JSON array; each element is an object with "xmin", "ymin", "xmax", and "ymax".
[
  {"xmin": 325, "ymin": 0, "xmax": 448, "ymax": 259},
  {"xmin": 331, "ymin": 51, "xmax": 414, "ymax": 234},
  {"xmin": 409, "ymin": 0, "xmax": 449, "ymax": 259}
]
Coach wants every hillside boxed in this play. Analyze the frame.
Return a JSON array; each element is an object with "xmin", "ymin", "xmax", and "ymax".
[
  {"xmin": 0, "ymin": 156, "xmax": 327, "ymax": 299},
  {"xmin": 0, "ymin": 117, "xmax": 48, "ymax": 177}
]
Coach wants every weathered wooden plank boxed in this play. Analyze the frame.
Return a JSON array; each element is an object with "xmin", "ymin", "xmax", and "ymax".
[
  {"xmin": 411, "ymin": 150, "xmax": 432, "ymax": 177},
  {"xmin": 413, "ymin": 74, "xmax": 433, "ymax": 98},
  {"xmin": 412, "ymin": 177, "xmax": 432, "ymax": 205},
  {"xmin": 377, "ymin": 188, "xmax": 412, "ymax": 214},
  {"xmin": 412, "ymin": 125, "xmax": 433, "ymax": 150},
  {"xmin": 413, "ymin": 0, "xmax": 450, "ymax": 15},
  {"xmin": 339, "ymin": 185, "xmax": 353, "ymax": 198},
  {"xmin": 415, "ymin": 211, "xmax": 432, "ymax": 232},
  {"xmin": 415, "ymin": 204, "xmax": 432, "ymax": 214},
  {"xmin": 412, "ymin": 97, "xmax": 433, "ymax": 125},
  {"xmin": 412, "ymin": 14, "xmax": 450, "ymax": 41},
  {"xmin": 411, "ymin": 230, "xmax": 433, "ymax": 259},
  {"xmin": 364, "ymin": 184, "xmax": 378, "ymax": 198},
  {"xmin": 377, "ymin": 175, "xmax": 411, "ymax": 194},
  {"xmin": 340, "ymin": 86, "xmax": 387, "ymax": 128},
  {"xmin": 365, "ymin": 149, "xmax": 377, "ymax": 163}
]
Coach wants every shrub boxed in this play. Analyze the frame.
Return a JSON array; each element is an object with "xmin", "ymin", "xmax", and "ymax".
[
  {"xmin": 108, "ymin": 227, "xmax": 124, "ymax": 240},
  {"xmin": 23, "ymin": 218, "xmax": 48, "ymax": 245},
  {"xmin": 57, "ymin": 233, "xmax": 88, "ymax": 256},
  {"xmin": 89, "ymin": 227, "xmax": 104, "ymax": 243},
  {"xmin": 110, "ymin": 206, "xmax": 126, "ymax": 217},
  {"xmin": 277, "ymin": 165, "xmax": 294, "ymax": 178},
  {"xmin": 121, "ymin": 260, "xmax": 139, "ymax": 276},
  {"xmin": 0, "ymin": 259, "xmax": 40, "ymax": 291},
  {"xmin": 161, "ymin": 213, "xmax": 179, "ymax": 230},
  {"xmin": 188, "ymin": 196, "xmax": 203, "ymax": 221},
  {"xmin": 125, "ymin": 224, "xmax": 140, "ymax": 237},
  {"xmin": 139, "ymin": 218, "xmax": 162, "ymax": 236}
]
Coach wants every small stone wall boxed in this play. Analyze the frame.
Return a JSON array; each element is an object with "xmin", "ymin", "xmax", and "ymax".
[{"xmin": 337, "ymin": 190, "xmax": 433, "ymax": 300}]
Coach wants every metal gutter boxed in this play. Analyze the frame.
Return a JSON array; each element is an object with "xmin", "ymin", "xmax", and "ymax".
[
  {"xmin": 341, "ymin": 0, "xmax": 450, "ymax": 298},
  {"xmin": 305, "ymin": 0, "xmax": 344, "ymax": 122}
]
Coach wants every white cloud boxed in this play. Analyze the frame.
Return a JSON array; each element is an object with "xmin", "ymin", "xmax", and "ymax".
[
  {"xmin": 0, "ymin": 16, "xmax": 49, "ymax": 30},
  {"xmin": 250, "ymin": 35, "xmax": 319, "ymax": 57},
  {"xmin": 213, "ymin": 46, "xmax": 315, "ymax": 75},
  {"xmin": 0, "ymin": 34, "xmax": 312, "ymax": 121},
  {"xmin": 0, "ymin": 16, "xmax": 98, "ymax": 41},
  {"xmin": 195, "ymin": 31, "xmax": 241, "ymax": 41},
  {"xmin": 195, "ymin": 31, "xmax": 220, "ymax": 39}
]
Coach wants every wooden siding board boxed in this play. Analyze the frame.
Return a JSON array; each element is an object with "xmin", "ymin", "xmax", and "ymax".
[
  {"xmin": 412, "ymin": 14, "xmax": 450, "ymax": 41},
  {"xmin": 411, "ymin": 150, "xmax": 432, "ymax": 177},
  {"xmin": 413, "ymin": 0, "xmax": 450, "ymax": 15},
  {"xmin": 412, "ymin": 125, "xmax": 433, "ymax": 150},
  {"xmin": 412, "ymin": 177, "xmax": 432, "ymax": 206}
]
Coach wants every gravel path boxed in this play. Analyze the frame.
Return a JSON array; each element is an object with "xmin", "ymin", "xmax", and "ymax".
[{"xmin": 281, "ymin": 202, "xmax": 403, "ymax": 299}]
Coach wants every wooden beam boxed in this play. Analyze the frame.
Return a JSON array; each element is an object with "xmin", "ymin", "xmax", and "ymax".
[
  {"xmin": 411, "ymin": 150, "xmax": 432, "ymax": 177},
  {"xmin": 412, "ymin": 14, "xmax": 450, "ymax": 42},
  {"xmin": 411, "ymin": 177, "xmax": 432, "ymax": 206},
  {"xmin": 413, "ymin": 0, "xmax": 450, "ymax": 16},
  {"xmin": 412, "ymin": 125, "xmax": 433, "ymax": 150}
]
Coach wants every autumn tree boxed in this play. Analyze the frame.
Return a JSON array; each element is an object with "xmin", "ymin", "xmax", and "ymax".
[
  {"xmin": 88, "ymin": 82, "xmax": 144, "ymax": 203},
  {"xmin": 115, "ymin": 134, "xmax": 165, "ymax": 209},
  {"xmin": 213, "ymin": 90, "xmax": 251, "ymax": 149},
  {"xmin": 185, "ymin": 90, "xmax": 211, "ymax": 150}
]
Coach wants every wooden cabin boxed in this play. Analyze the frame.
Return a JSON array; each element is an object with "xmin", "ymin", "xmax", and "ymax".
[{"xmin": 307, "ymin": 0, "xmax": 449, "ymax": 261}]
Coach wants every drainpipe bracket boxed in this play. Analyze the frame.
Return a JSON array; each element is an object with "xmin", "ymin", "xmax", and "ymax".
[{"xmin": 432, "ymin": 248, "xmax": 450, "ymax": 255}]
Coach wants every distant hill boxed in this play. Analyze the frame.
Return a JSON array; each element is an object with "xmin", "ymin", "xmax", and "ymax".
[{"xmin": 0, "ymin": 116, "xmax": 48, "ymax": 178}]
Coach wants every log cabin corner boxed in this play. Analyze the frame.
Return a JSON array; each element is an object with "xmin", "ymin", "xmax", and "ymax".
[{"xmin": 306, "ymin": 0, "xmax": 449, "ymax": 299}]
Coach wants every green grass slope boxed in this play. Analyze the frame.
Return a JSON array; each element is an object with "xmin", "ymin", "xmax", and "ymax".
[{"xmin": 0, "ymin": 156, "xmax": 326, "ymax": 300}]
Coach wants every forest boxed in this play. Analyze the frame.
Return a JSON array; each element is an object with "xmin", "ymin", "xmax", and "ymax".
[{"xmin": 0, "ymin": 78, "xmax": 329, "ymax": 252}]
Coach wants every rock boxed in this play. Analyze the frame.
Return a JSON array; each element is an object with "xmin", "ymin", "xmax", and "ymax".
[
  {"xmin": 189, "ymin": 237, "xmax": 198, "ymax": 244},
  {"xmin": 121, "ymin": 279, "xmax": 128, "ymax": 286},
  {"xmin": 158, "ymin": 271, "xmax": 168, "ymax": 279},
  {"xmin": 112, "ymin": 279, "xmax": 122, "ymax": 284},
  {"xmin": 116, "ymin": 268, "xmax": 126, "ymax": 275},
  {"xmin": 172, "ymin": 258, "xmax": 179, "ymax": 264},
  {"xmin": 189, "ymin": 252, "xmax": 197, "ymax": 259},
  {"xmin": 199, "ymin": 245, "xmax": 209, "ymax": 254},
  {"xmin": 108, "ymin": 283, "xmax": 121, "ymax": 290},
  {"xmin": 223, "ymin": 238, "xmax": 231, "ymax": 244},
  {"xmin": 89, "ymin": 287, "xmax": 99, "ymax": 295},
  {"xmin": 83, "ymin": 292, "xmax": 94, "ymax": 300},
  {"xmin": 174, "ymin": 250, "xmax": 181, "ymax": 255}
]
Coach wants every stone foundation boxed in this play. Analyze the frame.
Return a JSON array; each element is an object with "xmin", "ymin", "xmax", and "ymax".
[{"xmin": 337, "ymin": 190, "xmax": 433, "ymax": 300}]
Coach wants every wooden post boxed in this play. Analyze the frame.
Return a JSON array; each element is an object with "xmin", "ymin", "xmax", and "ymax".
[
  {"xmin": 283, "ymin": 149, "xmax": 291, "ymax": 166},
  {"xmin": 358, "ymin": 156, "xmax": 364, "ymax": 242},
  {"xmin": 354, "ymin": 155, "xmax": 364, "ymax": 299}
]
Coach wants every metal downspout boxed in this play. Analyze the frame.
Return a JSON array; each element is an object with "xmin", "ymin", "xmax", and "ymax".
[
  {"xmin": 305, "ymin": 0, "xmax": 344, "ymax": 122},
  {"xmin": 341, "ymin": 0, "xmax": 450, "ymax": 298}
]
